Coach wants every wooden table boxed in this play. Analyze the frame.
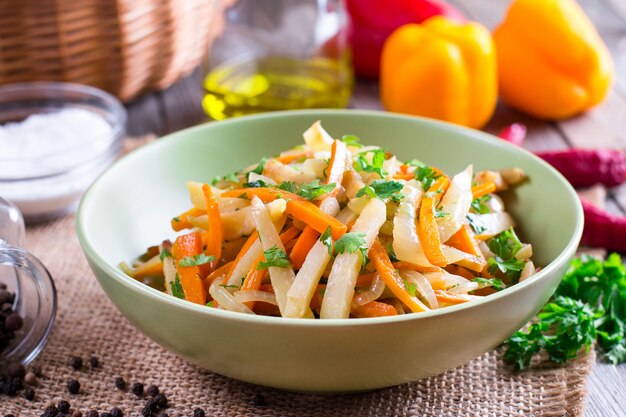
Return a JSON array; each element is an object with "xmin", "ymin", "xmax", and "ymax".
[{"xmin": 125, "ymin": 1, "xmax": 626, "ymax": 415}]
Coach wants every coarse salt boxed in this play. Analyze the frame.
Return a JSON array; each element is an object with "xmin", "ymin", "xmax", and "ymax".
[{"xmin": 0, "ymin": 108, "xmax": 118, "ymax": 220}]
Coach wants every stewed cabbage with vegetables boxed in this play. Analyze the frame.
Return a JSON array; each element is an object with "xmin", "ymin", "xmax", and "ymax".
[{"xmin": 121, "ymin": 122, "xmax": 536, "ymax": 319}]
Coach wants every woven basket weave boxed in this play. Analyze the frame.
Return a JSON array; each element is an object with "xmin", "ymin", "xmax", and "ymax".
[{"xmin": 0, "ymin": 0, "xmax": 230, "ymax": 102}]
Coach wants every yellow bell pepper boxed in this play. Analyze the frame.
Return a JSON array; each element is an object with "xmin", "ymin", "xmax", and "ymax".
[
  {"xmin": 493, "ymin": 0, "xmax": 614, "ymax": 120},
  {"xmin": 380, "ymin": 16, "xmax": 497, "ymax": 129}
]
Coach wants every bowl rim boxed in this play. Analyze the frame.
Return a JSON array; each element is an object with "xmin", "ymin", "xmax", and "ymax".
[{"xmin": 76, "ymin": 109, "xmax": 584, "ymax": 328}]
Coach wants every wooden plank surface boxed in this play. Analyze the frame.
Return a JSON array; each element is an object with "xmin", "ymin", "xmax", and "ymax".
[{"xmin": 125, "ymin": 1, "xmax": 626, "ymax": 416}]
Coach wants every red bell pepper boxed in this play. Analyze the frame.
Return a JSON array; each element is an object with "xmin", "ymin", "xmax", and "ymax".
[{"xmin": 347, "ymin": 0, "xmax": 465, "ymax": 78}]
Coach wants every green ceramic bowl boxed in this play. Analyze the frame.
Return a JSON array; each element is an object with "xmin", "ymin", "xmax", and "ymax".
[{"xmin": 77, "ymin": 110, "xmax": 583, "ymax": 392}]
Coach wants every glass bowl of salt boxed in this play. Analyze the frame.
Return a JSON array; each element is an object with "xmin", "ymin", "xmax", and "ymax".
[{"xmin": 0, "ymin": 82, "xmax": 127, "ymax": 222}]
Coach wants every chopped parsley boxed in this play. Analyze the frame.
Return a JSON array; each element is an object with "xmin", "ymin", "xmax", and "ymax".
[
  {"xmin": 341, "ymin": 134, "xmax": 363, "ymax": 147},
  {"xmin": 404, "ymin": 280, "xmax": 417, "ymax": 297},
  {"xmin": 297, "ymin": 180, "xmax": 336, "ymax": 200},
  {"xmin": 320, "ymin": 226, "xmax": 333, "ymax": 256},
  {"xmin": 247, "ymin": 157, "xmax": 267, "ymax": 179},
  {"xmin": 415, "ymin": 166, "xmax": 441, "ymax": 191},
  {"xmin": 243, "ymin": 180, "xmax": 269, "ymax": 188},
  {"xmin": 471, "ymin": 195, "xmax": 491, "ymax": 214},
  {"xmin": 172, "ymin": 217, "xmax": 181, "ymax": 223},
  {"xmin": 159, "ymin": 247, "xmax": 172, "ymax": 261},
  {"xmin": 278, "ymin": 181, "xmax": 297, "ymax": 193},
  {"xmin": 471, "ymin": 277, "xmax": 505, "ymax": 291},
  {"xmin": 178, "ymin": 254, "xmax": 215, "ymax": 267},
  {"xmin": 206, "ymin": 301, "xmax": 215, "ymax": 307},
  {"xmin": 356, "ymin": 180, "xmax": 404, "ymax": 202},
  {"xmin": 257, "ymin": 246, "xmax": 291, "ymax": 270},
  {"xmin": 486, "ymin": 228, "xmax": 525, "ymax": 282},
  {"xmin": 354, "ymin": 149, "xmax": 386, "ymax": 178},
  {"xmin": 171, "ymin": 274, "xmax": 185, "ymax": 299},
  {"xmin": 212, "ymin": 172, "xmax": 240, "ymax": 185},
  {"xmin": 406, "ymin": 159, "xmax": 426, "ymax": 167},
  {"xmin": 335, "ymin": 232, "xmax": 368, "ymax": 264},
  {"xmin": 466, "ymin": 213, "xmax": 487, "ymax": 235}
]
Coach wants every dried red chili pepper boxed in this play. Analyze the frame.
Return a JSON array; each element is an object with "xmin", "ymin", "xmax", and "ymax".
[
  {"xmin": 535, "ymin": 149, "xmax": 626, "ymax": 187},
  {"xmin": 580, "ymin": 199, "xmax": 626, "ymax": 252},
  {"xmin": 497, "ymin": 123, "xmax": 527, "ymax": 146}
]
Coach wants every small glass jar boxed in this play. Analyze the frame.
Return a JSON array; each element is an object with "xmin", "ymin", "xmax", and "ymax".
[
  {"xmin": 0, "ymin": 82, "xmax": 127, "ymax": 223},
  {"xmin": 0, "ymin": 197, "xmax": 56, "ymax": 368},
  {"xmin": 202, "ymin": 0, "xmax": 353, "ymax": 120}
]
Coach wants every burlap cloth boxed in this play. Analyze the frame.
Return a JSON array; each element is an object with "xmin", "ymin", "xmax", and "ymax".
[{"xmin": 3, "ymin": 139, "xmax": 595, "ymax": 417}]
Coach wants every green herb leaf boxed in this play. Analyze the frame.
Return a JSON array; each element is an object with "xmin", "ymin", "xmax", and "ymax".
[
  {"xmin": 486, "ymin": 228, "xmax": 525, "ymax": 282},
  {"xmin": 206, "ymin": 301, "xmax": 215, "ymax": 307},
  {"xmin": 356, "ymin": 180, "xmax": 404, "ymax": 201},
  {"xmin": 320, "ymin": 226, "xmax": 333, "ymax": 256},
  {"xmin": 504, "ymin": 296, "xmax": 598, "ymax": 369},
  {"xmin": 354, "ymin": 149, "xmax": 386, "ymax": 178},
  {"xmin": 404, "ymin": 280, "xmax": 417, "ymax": 297},
  {"xmin": 278, "ymin": 181, "xmax": 297, "ymax": 193},
  {"xmin": 244, "ymin": 179, "xmax": 270, "ymax": 188},
  {"xmin": 171, "ymin": 274, "xmax": 185, "ymax": 299},
  {"xmin": 466, "ymin": 214, "xmax": 487, "ymax": 234},
  {"xmin": 297, "ymin": 180, "xmax": 336, "ymax": 200},
  {"xmin": 178, "ymin": 254, "xmax": 215, "ymax": 267},
  {"xmin": 159, "ymin": 248, "xmax": 172, "ymax": 261},
  {"xmin": 471, "ymin": 277, "xmax": 506, "ymax": 291},
  {"xmin": 341, "ymin": 134, "xmax": 363, "ymax": 147},
  {"xmin": 335, "ymin": 232, "xmax": 367, "ymax": 255},
  {"xmin": 406, "ymin": 159, "xmax": 426, "ymax": 168},
  {"xmin": 415, "ymin": 166, "xmax": 441, "ymax": 191},
  {"xmin": 257, "ymin": 245, "xmax": 291, "ymax": 270},
  {"xmin": 471, "ymin": 195, "xmax": 491, "ymax": 214},
  {"xmin": 248, "ymin": 157, "xmax": 267, "ymax": 178}
]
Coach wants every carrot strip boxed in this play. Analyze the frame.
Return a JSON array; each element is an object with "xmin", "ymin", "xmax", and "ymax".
[
  {"xmin": 418, "ymin": 176, "xmax": 450, "ymax": 267},
  {"xmin": 356, "ymin": 272, "xmax": 377, "ymax": 288},
  {"xmin": 170, "ymin": 207, "xmax": 204, "ymax": 232},
  {"xmin": 172, "ymin": 232, "xmax": 207, "ymax": 305},
  {"xmin": 289, "ymin": 227, "xmax": 320, "ymax": 269},
  {"xmin": 351, "ymin": 301, "xmax": 398, "ymax": 318},
  {"xmin": 286, "ymin": 199, "xmax": 347, "ymax": 240},
  {"xmin": 202, "ymin": 184, "xmax": 223, "ymax": 272},
  {"xmin": 204, "ymin": 261, "xmax": 233, "ymax": 290},
  {"xmin": 253, "ymin": 284, "xmax": 280, "ymax": 316},
  {"xmin": 326, "ymin": 139, "xmax": 348, "ymax": 187},
  {"xmin": 223, "ymin": 232, "xmax": 258, "ymax": 284},
  {"xmin": 445, "ymin": 264, "xmax": 476, "ymax": 280},
  {"xmin": 445, "ymin": 224, "xmax": 481, "ymax": 257},
  {"xmin": 434, "ymin": 290, "xmax": 481, "ymax": 305},
  {"xmin": 392, "ymin": 261, "xmax": 440, "ymax": 273},
  {"xmin": 221, "ymin": 187, "xmax": 304, "ymax": 202},
  {"xmin": 275, "ymin": 151, "xmax": 313, "ymax": 164},
  {"xmin": 279, "ymin": 225, "xmax": 301, "ymax": 243},
  {"xmin": 132, "ymin": 256, "xmax": 163, "ymax": 278},
  {"xmin": 368, "ymin": 240, "xmax": 430, "ymax": 313},
  {"xmin": 240, "ymin": 254, "xmax": 268, "ymax": 310},
  {"xmin": 309, "ymin": 284, "xmax": 326, "ymax": 315},
  {"xmin": 392, "ymin": 173, "xmax": 415, "ymax": 180},
  {"xmin": 472, "ymin": 182, "xmax": 496, "ymax": 199}
]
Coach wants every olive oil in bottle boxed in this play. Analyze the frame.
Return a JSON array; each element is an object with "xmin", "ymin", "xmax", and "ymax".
[{"xmin": 202, "ymin": 55, "xmax": 353, "ymax": 120}]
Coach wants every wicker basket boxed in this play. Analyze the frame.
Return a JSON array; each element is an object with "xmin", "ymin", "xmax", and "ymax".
[{"xmin": 0, "ymin": 0, "xmax": 230, "ymax": 102}]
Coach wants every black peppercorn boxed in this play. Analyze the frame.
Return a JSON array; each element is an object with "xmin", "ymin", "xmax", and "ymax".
[
  {"xmin": 114, "ymin": 376, "xmax": 126, "ymax": 390},
  {"xmin": 71, "ymin": 411, "xmax": 82, "ymax": 417},
  {"xmin": 41, "ymin": 406, "xmax": 59, "ymax": 417},
  {"xmin": 88, "ymin": 355, "xmax": 99, "ymax": 369},
  {"xmin": 110, "ymin": 408, "xmax": 123, "ymax": 417},
  {"xmin": 146, "ymin": 384, "xmax": 159, "ymax": 397},
  {"xmin": 154, "ymin": 393, "xmax": 167, "ymax": 408},
  {"xmin": 69, "ymin": 356, "xmax": 83, "ymax": 370},
  {"xmin": 193, "ymin": 408, "xmax": 205, "ymax": 417},
  {"xmin": 131, "ymin": 382, "xmax": 144, "ymax": 396},
  {"xmin": 23, "ymin": 386, "xmax": 35, "ymax": 401},
  {"xmin": 4, "ymin": 414, "xmax": 16, "ymax": 417},
  {"xmin": 5, "ymin": 313, "xmax": 23, "ymax": 331},
  {"xmin": 67, "ymin": 379, "xmax": 80, "ymax": 394},
  {"xmin": 85, "ymin": 411, "xmax": 98, "ymax": 417},
  {"xmin": 100, "ymin": 414, "xmax": 112, "ymax": 417},
  {"xmin": 57, "ymin": 400, "xmax": 71, "ymax": 413}
]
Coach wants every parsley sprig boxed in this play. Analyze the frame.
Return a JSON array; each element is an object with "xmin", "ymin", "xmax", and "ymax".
[
  {"xmin": 178, "ymin": 254, "xmax": 215, "ymax": 267},
  {"xmin": 415, "ymin": 166, "xmax": 441, "ymax": 191},
  {"xmin": 356, "ymin": 180, "xmax": 404, "ymax": 202},
  {"xmin": 278, "ymin": 180, "xmax": 335, "ymax": 200},
  {"xmin": 171, "ymin": 274, "xmax": 185, "ymax": 299},
  {"xmin": 257, "ymin": 246, "xmax": 291, "ymax": 270},
  {"xmin": 354, "ymin": 149, "xmax": 386, "ymax": 178},
  {"xmin": 505, "ymin": 254, "xmax": 626, "ymax": 369},
  {"xmin": 486, "ymin": 228, "xmax": 525, "ymax": 282},
  {"xmin": 471, "ymin": 195, "xmax": 491, "ymax": 214}
]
